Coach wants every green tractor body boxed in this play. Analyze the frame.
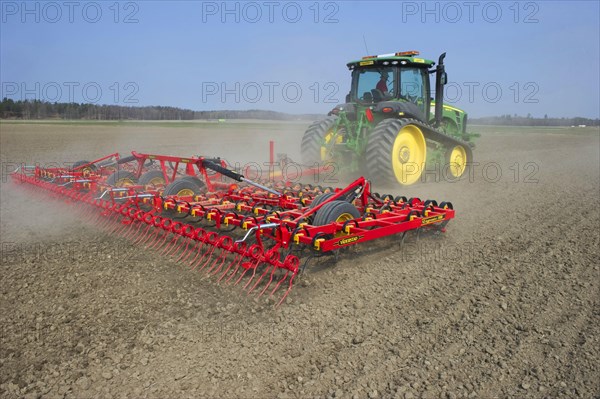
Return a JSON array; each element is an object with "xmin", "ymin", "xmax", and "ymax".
[{"xmin": 301, "ymin": 51, "xmax": 475, "ymax": 185}]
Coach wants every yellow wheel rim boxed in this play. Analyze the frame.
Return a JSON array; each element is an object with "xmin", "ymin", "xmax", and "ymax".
[
  {"xmin": 334, "ymin": 212, "xmax": 354, "ymax": 237},
  {"xmin": 148, "ymin": 177, "xmax": 165, "ymax": 187},
  {"xmin": 448, "ymin": 145, "xmax": 467, "ymax": 178},
  {"xmin": 117, "ymin": 178, "xmax": 135, "ymax": 187},
  {"xmin": 391, "ymin": 124, "xmax": 426, "ymax": 185},
  {"xmin": 177, "ymin": 188, "xmax": 195, "ymax": 197},
  {"xmin": 320, "ymin": 130, "xmax": 344, "ymax": 161}
]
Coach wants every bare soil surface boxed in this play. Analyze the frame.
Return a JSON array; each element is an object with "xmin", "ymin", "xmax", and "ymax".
[{"xmin": 1, "ymin": 121, "xmax": 599, "ymax": 399}]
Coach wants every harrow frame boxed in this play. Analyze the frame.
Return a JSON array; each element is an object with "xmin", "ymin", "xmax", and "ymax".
[{"xmin": 11, "ymin": 150, "xmax": 455, "ymax": 305}]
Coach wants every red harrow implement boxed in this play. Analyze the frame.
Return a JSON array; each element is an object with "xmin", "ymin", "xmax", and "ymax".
[{"xmin": 11, "ymin": 152, "xmax": 455, "ymax": 305}]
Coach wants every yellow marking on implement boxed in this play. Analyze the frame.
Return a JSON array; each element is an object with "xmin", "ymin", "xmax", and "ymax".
[
  {"xmin": 206, "ymin": 213, "xmax": 212, "ymax": 221},
  {"xmin": 242, "ymin": 221, "xmax": 248, "ymax": 229},
  {"xmin": 236, "ymin": 203, "xmax": 242, "ymax": 211},
  {"xmin": 293, "ymin": 233, "xmax": 304, "ymax": 244},
  {"xmin": 191, "ymin": 209, "xmax": 197, "ymax": 217},
  {"xmin": 314, "ymin": 238, "xmax": 325, "ymax": 250},
  {"xmin": 421, "ymin": 214, "xmax": 444, "ymax": 225},
  {"xmin": 336, "ymin": 236, "xmax": 361, "ymax": 246},
  {"xmin": 344, "ymin": 224, "xmax": 353, "ymax": 233}
]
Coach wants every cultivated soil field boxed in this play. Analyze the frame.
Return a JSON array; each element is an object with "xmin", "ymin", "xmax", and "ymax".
[{"xmin": 0, "ymin": 120, "xmax": 599, "ymax": 399}]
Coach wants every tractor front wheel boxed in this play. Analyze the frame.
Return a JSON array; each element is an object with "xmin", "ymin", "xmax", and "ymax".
[{"xmin": 366, "ymin": 119, "xmax": 427, "ymax": 186}]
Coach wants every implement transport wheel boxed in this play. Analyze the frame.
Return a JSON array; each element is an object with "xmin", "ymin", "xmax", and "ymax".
[
  {"xmin": 445, "ymin": 144, "xmax": 468, "ymax": 180},
  {"xmin": 73, "ymin": 160, "xmax": 97, "ymax": 177},
  {"xmin": 313, "ymin": 200, "xmax": 360, "ymax": 232},
  {"xmin": 301, "ymin": 116, "xmax": 343, "ymax": 164},
  {"xmin": 366, "ymin": 119, "xmax": 427, "ymax": 186},
  {"xmin": 106, "ymin": 170, "xmax": 137, "ymax": 187},
  {"xmin": 309, "ymin": 192, "xmax": 336, "ymax": 209},
  {"xmin": 178, "ymin": 175, "xmax": 207, "ymax": 191},
  {"xmin": 138, "ymin": 170, "xmax": 166, "ymax": 188},
  {"xmin": 163, "ymin": 178, "xmax": 205, "ymax": 197}
]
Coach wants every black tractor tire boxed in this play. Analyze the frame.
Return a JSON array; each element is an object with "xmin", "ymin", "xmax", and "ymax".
[
  {"xmin": 105, "ymin": 170, "xmax": 138, "ymax": 187},
  {"xmin": 301, "ymin": 116, "xmax": 338, "ymax": 164},
  {"xmin": 309, "ymin": 192, "xmax": 336, "ymax": 209},
  {"xmin": 366, "ymin": 118, "xmax": 426, "ymax": 186},
  {"xmin": 138, "ymin": 170, "xmax": 166, "ymax": 188},
  {"xmin": 163, "ymin": 178, "xmax": 204, "ymax": 197},
  {"xmin": 313, "ymin": 200, "xmax": 360, "ymax": 226},
  {"xmin": 178, "ymin": 175, "xmax": 207, "ymax": 192}
]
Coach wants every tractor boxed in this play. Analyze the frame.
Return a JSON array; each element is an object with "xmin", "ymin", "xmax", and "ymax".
[{"xmin": 301, "ymin": 51, "xmax": 475, "ymax": 186}]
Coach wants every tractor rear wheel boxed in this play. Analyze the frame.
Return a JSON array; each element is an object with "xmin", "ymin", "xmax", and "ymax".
[
  {"xmin": 366, "ymin": 119, "xmax": 427, "ymax": 186},
  {"xmin": 301, "ymin": 116, "xmax": 343, "ymax": 164},
  {"xmin": 106, "ymin": 170, "xmax": 137, "ymax": 187}
]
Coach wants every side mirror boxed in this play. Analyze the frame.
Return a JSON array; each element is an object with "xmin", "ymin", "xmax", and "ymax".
[
  {"xmin": 345, "ymin": 93, "xmax": 351, "ymax": 103},
  {"xmin": 441, "ymin": 72, "xmax": 448, "ymax": 85}
]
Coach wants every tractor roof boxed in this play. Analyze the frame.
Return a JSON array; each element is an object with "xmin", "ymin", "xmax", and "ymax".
[{"xmin": 347, "ymin": 50, "xmax": 434, "ymax": 70}]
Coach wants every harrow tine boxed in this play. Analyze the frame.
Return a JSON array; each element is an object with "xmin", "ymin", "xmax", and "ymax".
[
  {"xmin": 240, "ymin": 260, "xmax": 261, "ymax": 289},
  {"xmin": 247, "ymin": 263, "xmax": 273, "ymax": 295},
  {"xmin": 180, "ymin": 239, "xmax": 200, "ymax": 263},
  {"xmin": 136, "ymin": 224, "xmax": 154, "ymax": 245},
  {"xmin": 149, "ymin": 231, "xmax": 168, "ymax": 250},
  {"xmin": 175, "ymin": 238, "xmax": 193, "ymax": 262},
  {"xmin": 187, "ymin": 241, "xmax": 206, "ymax": 266},
  {"xmin": 218, "ymin": 254, "xmax": 243, "ymax": 282},
  {"xmin": 190, "ymin": 245, "xmax": 216, "ymax": 271},
  {"xmin": 205, "ymin": 249, "xmax": 228, "ymax": 276},
  {"xmin": 257, "ymin": 265, "xmax": 279, "ymax": 298},
  {"xmin": 270, "ymin": 271, "xmax": 296, "ymax": 307},
  {"xmin": 162, "ymin": 236, "xmax": 180, "ymax": 256}
]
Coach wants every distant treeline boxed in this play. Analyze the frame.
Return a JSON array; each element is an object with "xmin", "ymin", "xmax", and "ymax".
[
  {"xmin": 1, "ymin": 98, "xmax": 598, "ymax": 126},
  {"xmin": 0, "ymin": 99, "xmax": 319, "ymax": 121},
  {"xmin": 471, "ymin": 114, "xmax": 599, "ymax": 127}
]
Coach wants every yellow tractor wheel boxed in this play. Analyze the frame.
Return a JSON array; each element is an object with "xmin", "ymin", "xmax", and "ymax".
[
  {"xmin": 445, "ymin": 145, "xmax": 468, "ymax": 179},
  {"xmin": 367, "ymin": 119, "xmax": 427, "ymax": 186}
]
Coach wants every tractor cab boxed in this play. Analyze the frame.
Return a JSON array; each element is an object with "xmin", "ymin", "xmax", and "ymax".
[{"xmin": 347, "ymin": 51, "xmax": 435, "ymax": 123}]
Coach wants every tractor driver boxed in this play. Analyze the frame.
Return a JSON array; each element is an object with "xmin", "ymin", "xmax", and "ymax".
[{"xmin": 376, "ymin": 71, "xmax": 389, "ymax": 94}]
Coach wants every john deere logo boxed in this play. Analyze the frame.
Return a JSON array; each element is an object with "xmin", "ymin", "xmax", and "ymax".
[{"xmin": 336, "ymin": 235, "xmax": 362, "ymax": 246}]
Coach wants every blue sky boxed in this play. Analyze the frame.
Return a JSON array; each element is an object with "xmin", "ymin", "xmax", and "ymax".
[{"xmin": 1, "ymin": 0, "xmax": 599, "ymax": 117}]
